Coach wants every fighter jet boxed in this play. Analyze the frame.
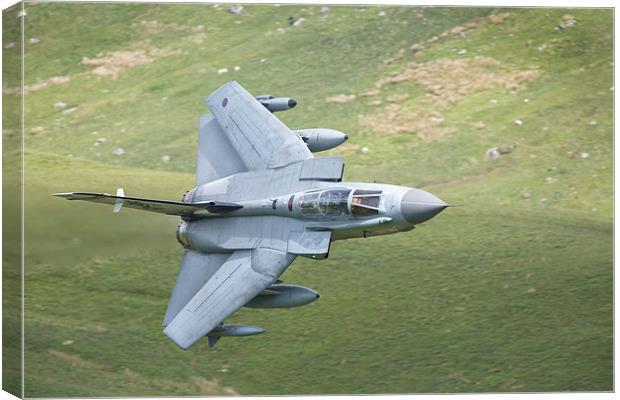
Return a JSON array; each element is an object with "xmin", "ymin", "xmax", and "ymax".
[{"xmin": 54, "ymin": 81, "xmax": 449, "ymax": 350}]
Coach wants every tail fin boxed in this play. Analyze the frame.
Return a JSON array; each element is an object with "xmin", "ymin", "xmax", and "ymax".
[{"xmin": 113, "ymin": 188, "xmax": 125, "ymax": 213}]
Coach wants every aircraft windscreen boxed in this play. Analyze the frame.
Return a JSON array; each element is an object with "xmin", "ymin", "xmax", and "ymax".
[
  {"xmin": 319, "ymin": 189, "xmax": 351, "ymax": 216},
  {"xmin": 300, "ymin": 190, "xmax": 321, "ymax": 215},
  {"xmin": 300, "ymin": 188, "xmax": 351, "ymax": 216},
  {"xmin": 351, "ymin": 189, "xmax": 382, "ymax": 216}
]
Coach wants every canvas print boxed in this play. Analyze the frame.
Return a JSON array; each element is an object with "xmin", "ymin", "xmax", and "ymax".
[{"xmin": 2, "ymin": 2, "xmax": 613, "ymax": 397}]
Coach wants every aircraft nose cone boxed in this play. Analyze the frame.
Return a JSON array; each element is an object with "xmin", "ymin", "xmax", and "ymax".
[
  {"xmin": 400, "ymin": 189, "xmax": 448, "ymax": 224},
  {"xmin": 288, "ymin": 99, "xmax": 297, "ymax": 108}
]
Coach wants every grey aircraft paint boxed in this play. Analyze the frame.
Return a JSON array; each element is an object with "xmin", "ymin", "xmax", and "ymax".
[{"xmin": 53, "ymin": 81, "xmax": 450, "ymax": 350}]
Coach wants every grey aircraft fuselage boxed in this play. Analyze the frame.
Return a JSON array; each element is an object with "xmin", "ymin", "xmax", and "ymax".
[{"xmin": 176, "ymin": 167, "xmax": 448, "ymax": 255}]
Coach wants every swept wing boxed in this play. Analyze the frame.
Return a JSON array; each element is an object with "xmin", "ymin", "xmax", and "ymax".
[
  {"xmin": 164, "ymin": 248, "xmax": 296, "ymax": 349},
  {"xmin": 52, "ymin": 191, "xmax": 242, "ymax": 217},
  {"xmin": 205, "ymin": 81, "xmax": 312, "ymax": 171}
]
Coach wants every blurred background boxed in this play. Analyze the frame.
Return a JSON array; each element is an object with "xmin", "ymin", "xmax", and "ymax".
[{"xmin": 2, "ymin": 3, "xmax": 612, "ymax": 396}]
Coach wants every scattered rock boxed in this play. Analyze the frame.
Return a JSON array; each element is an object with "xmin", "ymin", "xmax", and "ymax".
[
  {"xmin": 377, "ymin": 11, "xmax": 386, "ymax": 17},
  {"xmin": 113, "ymin": 148, "xmax": 125, "ymax": 156},
  {"xmin": 361, "ymin": 146, "xmax": 369, "ymax": 153},
  {"xmin": 31, "ymin": 126, "xmax": 45, "ymax": 135},
  {"xmin": 260, "ymin": 58, "xmax": 267, "ymax": 63},
  {"xmin": 217, "ymin": 68, "xmax": 228, "ymax": 74},
  {"xmin": 563, "ymin": 15, "xmax": 576, "ymax": 26},
  {"xmin": 544, "ymin": 177, "xmax": 558, "ymax": 184},
  {"xmin": 326, "ymin": 94, "xmax": 356, "ymax": 104},
  {"xmin": 589, "ymin": 120, "xmax": 597, "ymax": 126},
  {"xmin": 62, "ymin": 340, "xmax": 74, "ymax": 346},
  {"xmin": 367, "ymin": 100, "xmax": 382, "ymax": 107},
  {"xmin": 409, "ymin": 43, "xmax": 424, "ymax": 53},
  {"xmin": 62, "ymin": 107, "xmax": 78, "ymax": 114},
  {"xmin": 4, "ymin": 42, "xmax": 15, "ymax": 49},
  {"xmin": 360, "ymin": 89, "xmax": 380, "ymax": 97},
  {"xmin": 227, "ymin": 5, "xmax": 243, "ymax": 14},
  {"xmin": 54, "ymin": 101, "xmax": 67, "ymax": 109},
  {"xmin": 95, "ymin": 138, "xmax": 107, "ymax": 144},
  {"xmin": 292, "ymin": 17, "xmax": 305, "ymax": 27},
  {"xmin": 527, "ymin": 288, "xmax": 536, "ymax": 293},
  {"xmin": 320, "ymin": 6, "xmax": 329, "ymax": 13},
  {"xmin": 233, "ymin": 65, "xmax": 241, "ymax": 71},
  {"xmin": 17, "ymin": 10, "xmax": 27, "ymax": 17},
  {"xmin": 29, "ymin": 37, "xmax": 40, "ymax": 44},
  {"xmin": 579, "ymin": 152, "xmax": 589, "ymax": 159},
  {"xmin": 472, "ymin": 121, "xmax": 486, "ymax": 129},
  {"xmin": 497, "ymin": 144, "xmax": 515, "ymax": 154},
  {"xmin": 161, "ymin": 96, "xmax": 168, "ymax": 102},
  {"xmin": 457, "ymin": 49, "xmax": 467, "ymax": 56},
  {"xmin": 524, "ymin": 98, "xmax": 529, "ymax": 103},
  {"xmin": 490, "ymin": 99, "xmax": 498, "ymax": 104},
  {"xmin": 521, "ymin": 191, "xmax": 531, "ymax": 199},
  {"xmin": 486, "ymin": 147, "xmax": 501, "ymax": 160},
  {"xmin": 514, "ymin": 119, "xmax": 523, "ymax": 126},
  {"xmin": 161, "ymin": 155, "xmax": 171, "ymax": 162},
  {"xmin": 276, "ymin": 28, "xmax": 285, "ymax": 34},
  {"xmin": 555, "ymin": 15, "xmax": 576, "ymax": 31}
]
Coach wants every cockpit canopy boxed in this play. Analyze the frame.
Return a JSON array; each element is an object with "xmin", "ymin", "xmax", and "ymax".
[{"xmin": 299, "ymin": 188, "xmax": 382, "ymax": 218}]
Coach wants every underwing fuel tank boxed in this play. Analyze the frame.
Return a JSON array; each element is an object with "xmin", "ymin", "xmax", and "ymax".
[
  {"xmin": 206, "ymin": 324, "xmax": 265, "ymax": 348},
  {"xmin": 294, "ymin": 128, "xmax": 348, "ymax": 152},
  {"xmin": 256, "ymin": 95, "xmax": 297, "ymax": 112},
  {"xmin": 245, "ymin": 283, "xmax": 320, "ymax": 308},
  {"xmin": 207, "ymin": 324, "xmax": 265, "ymax": 337}
]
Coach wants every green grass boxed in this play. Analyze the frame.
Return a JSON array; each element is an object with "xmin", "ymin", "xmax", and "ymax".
[{"xmin": 2, "ymin": 4, "xmax": 612, "ymax": 396}]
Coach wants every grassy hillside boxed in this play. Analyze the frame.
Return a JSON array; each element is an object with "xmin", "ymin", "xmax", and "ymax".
[{"xmin": 2, "ymin": 4, "xmax": 612, "ymax": 396}]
